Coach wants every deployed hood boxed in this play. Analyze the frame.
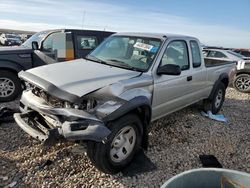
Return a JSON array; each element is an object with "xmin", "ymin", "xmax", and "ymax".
[
  {"xmin": 24, "ymin": 59, "xmax": 141, "ymax": 97},
  {"xmin": 0, "ymin": 46, "xmax": 33, "ymax": 55}
]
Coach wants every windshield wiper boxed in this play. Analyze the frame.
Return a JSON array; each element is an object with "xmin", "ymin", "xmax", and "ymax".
[
  {"xmin": 106, "ymin": 59, "xmax": 144, "ymax": 72},
  {"xmin": 85, "ymin": 55, "xmax": 108, "ymax": 65}
]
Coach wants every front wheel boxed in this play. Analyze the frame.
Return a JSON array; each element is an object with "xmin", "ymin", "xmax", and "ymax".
[
  {"xmin": 87, "ymin": 114, "xmax": 142, "ymax": 174},
  {"xmin": 203, "ymin": 82, "xmax": 226, "ymax": 114},
  {"xmin": 0, "ymin": 70, "xmax": 22, "ymax": 102},
  {"xmin": 233, "ymin": 74, "xmax": 250, "ymax": 93}
]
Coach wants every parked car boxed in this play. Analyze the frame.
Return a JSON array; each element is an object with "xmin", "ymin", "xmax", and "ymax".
[
  {"xmin": 0, "ymin": 33, "xmax": 22, "ymax": 46},
  {"xmin": 14, "ymin": 32, "xmax": 236, "ymax": 174},
  {"xmin": 203, "ymin": 48, "xmax": 249, "ymax": 61},
  {"xmin": 203, "ymin": 48, "xmax": 250, "ymax": 92},
  {"xmin": 0, "ymin": 29, "xmax": 114, "ymax": 102},
  {"xmin": 233, "ymin": 49, "xmax": 250, "ymax": 58},
  {"xmin": 20, "ymin": 34, "xmax": 33, "ymax": 43}
]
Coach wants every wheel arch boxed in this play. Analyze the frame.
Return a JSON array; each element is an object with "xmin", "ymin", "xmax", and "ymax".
[
  {"xmin": 208, "ymin": 73, "xmax": 228, "ymax": 100},
  {"xmin": 236, "ymin": 71, "xmax": 250, "ymax": 76},
  {"xmin": 0, "ymin": 61, "xmax": 24, "ymax": 74},
  {"xmin": 103, "ymin": 96, "xmax": 152, "ymax": 150}
]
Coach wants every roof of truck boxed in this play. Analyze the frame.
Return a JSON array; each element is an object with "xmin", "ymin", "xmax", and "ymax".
[
  {"xmin": 114, "ymin": 32, "xmax": 198, "ymax": 40},
  {"xmin": 36, "ymin": 29, "xmax": 114, "ymax": 35}
]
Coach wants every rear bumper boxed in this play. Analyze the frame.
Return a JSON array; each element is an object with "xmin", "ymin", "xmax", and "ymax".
[{"xmin": 15, "ymin": 91, "xmax": 111, "ymax": 143}]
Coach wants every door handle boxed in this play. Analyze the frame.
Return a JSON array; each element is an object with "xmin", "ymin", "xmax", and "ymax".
[{"xmin": 187, "ymin": 76, "xmax": 192, "ymax": 81}]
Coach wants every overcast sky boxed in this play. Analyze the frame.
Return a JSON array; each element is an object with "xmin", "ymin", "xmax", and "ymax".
[{"xmin": 0, "ymin": 0, "xmax": 250, "ymax": 48}]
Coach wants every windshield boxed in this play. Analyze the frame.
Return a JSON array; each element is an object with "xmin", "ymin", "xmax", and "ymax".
[
  {"xmin": 87, "ymin": 36, "xmax": 162, "ymax": 72},
  {"xmin": 22, "ymin": 30, "xmax": 50, "ymax": 48},
  {"xmin": 227, "ymin": 50, "xmax": 246, "ymax": 59}
]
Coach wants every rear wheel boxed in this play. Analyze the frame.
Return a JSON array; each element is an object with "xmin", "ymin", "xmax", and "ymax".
[
  {"xmin": 0, "ymin": 70, "xmax": 21, "ymax": 102},
  {"xmin": 203, "ymin": 82, "xmax": 226, "ymax": 114},
  {"xmin": 87, "ymin": 114, "xmax": 142, "ymax": 174},
  {"xmin": 233, "ymin": 74, "xmax": 250, "ymax": 93}
]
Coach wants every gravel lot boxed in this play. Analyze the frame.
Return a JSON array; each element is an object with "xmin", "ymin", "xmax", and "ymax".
[{"xmin": 0, "ymin": 88, "xmax": 249, "ymax": 188}]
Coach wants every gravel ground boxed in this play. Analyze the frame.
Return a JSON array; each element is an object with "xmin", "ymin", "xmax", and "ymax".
[{"xmin": 0, "ymin": 88, "xmax": 249, "ymax": 188}]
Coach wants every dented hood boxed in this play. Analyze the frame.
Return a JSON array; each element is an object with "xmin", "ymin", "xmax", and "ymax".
[{"xmin": 24, "ymin": 59, "xmax": 141, "ymax": 97}]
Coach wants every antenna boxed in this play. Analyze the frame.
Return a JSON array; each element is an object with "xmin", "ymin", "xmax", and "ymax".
[{"xmin": 82, "ymin": 10, "xmax": 86, "ymax": 29}]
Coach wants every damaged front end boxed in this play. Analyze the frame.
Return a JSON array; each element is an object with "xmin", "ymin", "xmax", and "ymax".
[
  {"xmin": 14, "ymin": 87, "xmax": 112, "ymax": 144},
  {"xmin": 15, "ymin": 70, "xmax": 153, "ymax": 145}
]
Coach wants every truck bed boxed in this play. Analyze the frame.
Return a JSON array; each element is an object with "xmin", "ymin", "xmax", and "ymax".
[{"xmin": 204, "ymin": 57, "xmax": 236, "ymax": 67}]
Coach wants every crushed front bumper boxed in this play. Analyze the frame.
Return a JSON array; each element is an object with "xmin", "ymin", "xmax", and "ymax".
[{"xmin": 14, "ymin": 91, "xmax": 111, "ymax": 143}]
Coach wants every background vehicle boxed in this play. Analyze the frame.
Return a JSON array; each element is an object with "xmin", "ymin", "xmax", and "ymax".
[
  {"xmin": 203, "ymin": 48, "xmax": 249, "ymax": 61},
  {"xmin": 0, "ymin": 33, "xmax": 22, "ymax": 46},
  {"xmin": 233, "ymin": 49, "xmax": 250, "ymax": 58},
  {"xmin": 0, "ymin": 29, "xmax": 114, "ymax": 102},
  {"xmin": 203, "ymin": 48, "xmax": 250, "ymax": 92},
  {"xmin": 14, "ymin": 33, "xmax": 235, "ymax": 174}
]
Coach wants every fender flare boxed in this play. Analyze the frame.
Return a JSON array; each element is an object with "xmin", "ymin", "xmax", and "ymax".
[
  {"xmin": 102, "ymin": 96, "xmax": 152, "ymax": 123},
  {"xmin": 208, "ymin": 73, "xmax": 228, "ymax": 100},
  {"xmin": 103, "ymin": 96, "xmax": 152, "ymax": 150},
  {"xmin": 0, "ymin": 60, "xmax": 25, "ymax": 73}
]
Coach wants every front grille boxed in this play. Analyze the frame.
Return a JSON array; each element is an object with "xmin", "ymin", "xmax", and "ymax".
[{"xmin": 31, "ymin": 87, "xmax": 64, "ymax": 108}]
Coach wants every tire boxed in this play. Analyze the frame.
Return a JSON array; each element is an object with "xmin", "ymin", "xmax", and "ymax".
[
  {"xmin": 233, "ymin": 74, "xmax": 250, "ymax": 93},
  {"xmin": 87, "ymin": 114, "xmax": 143, "ymax": 174},
  {"xmin": 0, "ymin": 70, "xmax": 22, "ymax": 102},
  {"xmin": 203, "ymin": 82, "xmax": 226, "ymax": 114}
]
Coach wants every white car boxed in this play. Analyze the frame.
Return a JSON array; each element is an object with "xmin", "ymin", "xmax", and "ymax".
[
  {"xmin": 203, "ymin": 49, "xmax": 250, "ymax": 92},
  {"xmin": 203, "ymin": 48, "xmax": 249, "ymax": 61}
]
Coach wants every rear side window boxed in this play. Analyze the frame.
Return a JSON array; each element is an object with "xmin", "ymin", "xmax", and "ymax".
[
  {"xmin": 190, "ymin": 41, "xmax": 201, "ymax": 68},
  {"xmin": 77, "ymin": 36, "xmax": 97, "ymax": 50}
]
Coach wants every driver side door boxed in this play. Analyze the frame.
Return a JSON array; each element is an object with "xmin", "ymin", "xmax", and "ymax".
[
  {"xmin": 152, "ymin": 40, "xmax": 194, "ymax": 120},
  {"xmin": 33, "ymin": 32, "xmax": 73, "ymax": 66}
]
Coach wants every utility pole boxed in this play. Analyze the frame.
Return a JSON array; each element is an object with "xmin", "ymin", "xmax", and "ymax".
[{"xmin": 82, "ymin": 10, "xmax": 86, "ymax": 29}]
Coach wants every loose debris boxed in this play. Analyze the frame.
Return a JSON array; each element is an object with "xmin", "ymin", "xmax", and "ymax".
[
  {"xmin": 199, "ymin": 155, "xmax": 223, "ymax": 168},
  {"xmin": 201, "ymin": 111, "xmax": 228, "ymax": 123}
]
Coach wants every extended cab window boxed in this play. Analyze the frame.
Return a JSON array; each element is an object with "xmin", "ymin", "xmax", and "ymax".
[
  {"xmin": 161, "ymin": 41, "xmax": 189, "ymax": 70},
  {"xmin": 190, "ymin": 41, "xmax": 201, "ymax": 68},
  {"xmin": 77, "ymin": 36, "xmax": 97, "ymax": 50}
]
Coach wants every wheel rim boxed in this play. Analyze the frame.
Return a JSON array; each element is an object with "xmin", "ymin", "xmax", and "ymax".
[
  {"xmin": 110, "ymin": 126, "xmax": 136, "ymax": 163},
  {"xmin": 235, "ymin": 76, "xmax": 250, "ymax": 91},
  {"xmin": 215, "ymin": 89, "xmax": 223, "ymax": 108},
  {"xmin": 0, "ymin": 77, "xmax": 15, "ymax": 98}
]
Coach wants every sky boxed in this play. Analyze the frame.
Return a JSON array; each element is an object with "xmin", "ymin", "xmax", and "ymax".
[{"xmin": 0, "ymin": 0, "xmax": 250, "ymax": 48}]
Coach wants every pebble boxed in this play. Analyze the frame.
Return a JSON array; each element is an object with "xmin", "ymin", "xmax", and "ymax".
[{"xmin": 4, "ymin": 181, "xmax": 17, "ymax": 188}]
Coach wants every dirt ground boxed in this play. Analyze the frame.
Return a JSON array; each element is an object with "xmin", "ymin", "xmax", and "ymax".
[{"xmin": 0, "ymin": 88, "xmax": 249, "ymax": 188}]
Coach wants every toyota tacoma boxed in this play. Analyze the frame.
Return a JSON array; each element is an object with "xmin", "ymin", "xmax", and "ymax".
[{"xmin": 14, "ymin": 33, "xmax": 236, "ymax": 174}]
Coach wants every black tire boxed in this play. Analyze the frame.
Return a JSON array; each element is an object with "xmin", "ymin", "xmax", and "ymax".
[
  {"xmin": 87, "ymin": 114, "xmax": 143, "ymax": 174},
  {"xmin": 203, "ymin": 82, "xmax": 226, "ymax": 114},
  {"xmin": 233, "ymin": 74, "xmax": 250, "ymax": 93},
  {"xmin": 0, "ymin": 70, "xmax": 22, "ymax": 102}
]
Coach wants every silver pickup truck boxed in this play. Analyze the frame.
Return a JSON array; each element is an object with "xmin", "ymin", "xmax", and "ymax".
[{"xmin": 14, "ymin": 33, "xmax": 235, "ymax": 174}]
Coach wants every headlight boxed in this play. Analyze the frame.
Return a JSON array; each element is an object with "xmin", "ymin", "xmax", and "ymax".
[{"xmin": 69, "ymin": 99, "xmax": 98, "ymax": 111}]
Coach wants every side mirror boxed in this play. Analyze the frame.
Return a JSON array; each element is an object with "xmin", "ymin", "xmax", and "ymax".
[
  {"xmin": 157, "ymin": 64, "xmax": 181, "ymax": 75},
  {"xmin": 31, "ymin": 41, "xmax": 39, "ymax": 50}
]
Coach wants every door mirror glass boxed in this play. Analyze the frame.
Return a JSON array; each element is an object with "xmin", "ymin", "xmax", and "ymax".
[
  {"xmin": 32, "ymin": 41, "xmax": 38, "ymax": 50},
  {"xmin": 157, "ymin": 64, "xmax": 181, "ymax": 75}
]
